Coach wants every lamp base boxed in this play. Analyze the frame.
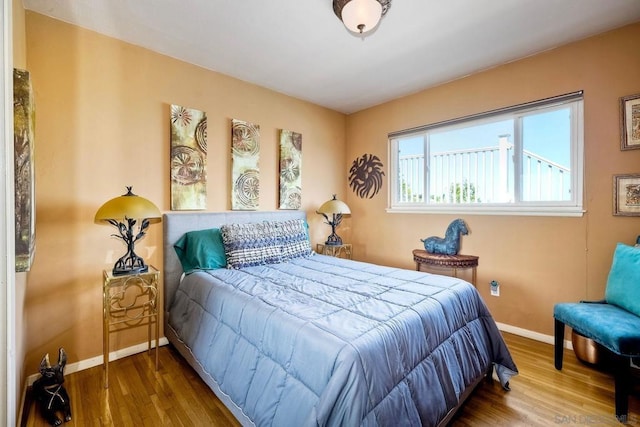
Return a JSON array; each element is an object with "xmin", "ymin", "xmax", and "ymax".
[
  {"xmin": 324, "ymin": 233, "xmax": 343, "ymax": 246},
  {"xmin": 112, "ymin": 246, "xmax": 149, "ymax": 276},
  {"xmin": 112, "ymin": 264, "xmax": 149, "ymax": 276}
]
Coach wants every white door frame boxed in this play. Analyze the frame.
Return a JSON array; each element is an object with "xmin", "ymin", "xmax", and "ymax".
[{"xmin": 1, "ymin": 0, "xmax": 17, "ymax": 425}]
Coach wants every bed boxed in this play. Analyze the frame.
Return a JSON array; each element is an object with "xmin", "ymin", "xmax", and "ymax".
[{"xmin": 163, "ymin": 211, "xmax": 517, "ymax": 427}]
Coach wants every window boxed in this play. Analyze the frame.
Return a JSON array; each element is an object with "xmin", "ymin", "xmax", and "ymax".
[{"xmin": 388, "ymin": 92, "xmax": 584, "ymax": 216}]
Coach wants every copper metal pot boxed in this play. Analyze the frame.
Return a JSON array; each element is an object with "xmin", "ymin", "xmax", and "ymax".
[{"xmin": 571, "ymin": 329, "xmax": 602, "ymax": 365}]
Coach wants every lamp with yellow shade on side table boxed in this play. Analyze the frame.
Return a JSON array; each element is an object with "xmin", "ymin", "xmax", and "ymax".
[
  {"xmin": 316, "ymin": 194, "xmax": 353, "ymax": 260},
  {"xmin": 94, "ymin": 187, "xmax": 161, "ymax": 388}
]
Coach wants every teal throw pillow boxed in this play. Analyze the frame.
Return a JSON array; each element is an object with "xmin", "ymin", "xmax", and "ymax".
[
  {"xmin": 604, "ymin": 243, "xmax": 640, "ymax": 317},
  {"xmin": 174, "ymin": 228, "xmax": 227, "ymax": 274}
]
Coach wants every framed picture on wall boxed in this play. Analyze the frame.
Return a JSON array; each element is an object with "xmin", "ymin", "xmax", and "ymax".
[
  {"xmin": 620, "ymin": 93, "xmax": 640, "ymax": 150},
  {"xmin": 14, "ymin": 68, "xmax": 36, "ymax": 272},
  {"xmin": 613, "ymin": 173, "xmax": 640, "ymax": 216}
]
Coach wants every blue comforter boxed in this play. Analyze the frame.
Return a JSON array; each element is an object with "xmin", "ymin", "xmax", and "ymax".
[{"xmin": 168, "ymin": 255, "xmax": 517, "ymax": 426}]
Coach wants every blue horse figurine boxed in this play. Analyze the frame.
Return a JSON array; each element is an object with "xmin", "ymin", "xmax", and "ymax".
[{"xmin": 421, "ymin": 219, "xmax": 469, "ymax": 255}]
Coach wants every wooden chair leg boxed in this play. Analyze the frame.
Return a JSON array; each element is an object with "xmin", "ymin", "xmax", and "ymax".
[
  {"xmin": 612, "ymin": 354, "xmax": 630, "ymax": 422},
  {"xmin": 554, "ymin": 319, "xmax": 565, "ymax": 370}
]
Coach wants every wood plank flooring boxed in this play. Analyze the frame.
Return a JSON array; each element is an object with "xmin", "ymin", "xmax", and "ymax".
[{"xmin": 24, "ymin": 332, "xmax": 640, "ymax": 426}]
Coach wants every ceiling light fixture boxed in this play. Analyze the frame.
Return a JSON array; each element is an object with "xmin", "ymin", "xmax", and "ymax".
[{"xmin": 333, "ymin": 0, "xmax": 392, "ymax": 35}]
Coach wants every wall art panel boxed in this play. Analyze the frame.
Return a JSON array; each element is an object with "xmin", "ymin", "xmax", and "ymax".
[
  {"xmin": 279, "ymin": 130, "xmax": 302, "ymax": 209},
  {"xmin": 231, "ymin": 119, "xmax": 260, "ymax": 210},
  {"xmin": 14, "ymin": 68, "xmax": 36, "ymax": 272},
  {"xmin": 170, "ymin": 104, "xmax": 207, "ymax": 210}
]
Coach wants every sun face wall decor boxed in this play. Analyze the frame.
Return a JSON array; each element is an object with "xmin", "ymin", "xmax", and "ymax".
[
  {"xmin": 231, "ymin": 119, "xmax": 260, "ymax": 210},
  {"xmin": 279, "ymin": 130, "xmax": 302, "ymax": 210},
  {"xmin": 349, "ymin": 153, "xmax": 385, "ymax": 199},
  {"xmin": 170, "ymin": 104, "xmax": 207, "ymax": 210}
]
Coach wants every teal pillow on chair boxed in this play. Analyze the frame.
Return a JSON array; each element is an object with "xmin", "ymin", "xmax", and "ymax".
[
  {"xmin": 604, "ymin": 243, "xmax": 640, "ymax": 317},
  {"xmin": 174, "ymin": 228, "xmax": 227, "ymax": 274}
]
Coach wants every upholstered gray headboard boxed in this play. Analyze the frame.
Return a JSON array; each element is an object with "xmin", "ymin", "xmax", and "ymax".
[{"xmin": 162, "ymin": 211, "xmax": 307, "ymax": 314}]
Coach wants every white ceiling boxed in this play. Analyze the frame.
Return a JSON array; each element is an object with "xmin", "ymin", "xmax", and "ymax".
[{"xmin": 23, "ymin": 0, "xmax": 640, "ymax": 114}]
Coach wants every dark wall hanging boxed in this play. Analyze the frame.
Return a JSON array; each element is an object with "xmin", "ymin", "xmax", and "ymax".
[{"xmin": 349, "ymin": 153, "xmax": 385, "ymax": 199}]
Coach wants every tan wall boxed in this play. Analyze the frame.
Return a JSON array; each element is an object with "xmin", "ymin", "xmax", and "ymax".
[
  {"xmin": 345, "ymin": 22, "xmax": 640, "ymax": 336},
  {"xmin": 24, "ymin": 12, "xmax": 346, "ymax": 374},
  {"xmin": 13, "ymin": 0, "xmax": 26, "ymax": 67}
]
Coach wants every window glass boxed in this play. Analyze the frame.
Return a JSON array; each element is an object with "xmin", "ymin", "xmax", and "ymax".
[
  {"xmin": 397, "ymin": 136, "xmax": 424, "ymax": 203},
  {"xmin": 429, "ymin": 119, "xmax": 514, "ymax": 204},
  {"xmin": 521, "ymin": 108, "xmax": 572, "ymax": 202},
  {"xmin": 389, "ymin": 94, "xmax": 583, "ymax": 216}
]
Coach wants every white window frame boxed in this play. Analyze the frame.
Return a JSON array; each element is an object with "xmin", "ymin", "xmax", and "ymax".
[{"xmin": 387, "ymin": 92, "xmax": 584, "ymax": 217}]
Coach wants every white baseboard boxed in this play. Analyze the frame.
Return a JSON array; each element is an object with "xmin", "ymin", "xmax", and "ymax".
[
  {"xmin": 25, "ymin": 337, "xmax": 169, "ymax": 387},
  {"xmin": 496, "ymin": 322, "xmax": 573, "ymax": 350}
]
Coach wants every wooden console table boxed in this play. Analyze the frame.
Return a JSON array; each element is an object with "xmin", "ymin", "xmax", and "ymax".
[{"xmin": 412, "ymin": 249, "xmax": 479, "ymax": 286}]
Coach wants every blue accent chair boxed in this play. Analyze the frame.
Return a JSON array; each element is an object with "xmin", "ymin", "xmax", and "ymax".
[{"xmin": 554, "ymin": 243, "xmax": 640, "ymax": 422}]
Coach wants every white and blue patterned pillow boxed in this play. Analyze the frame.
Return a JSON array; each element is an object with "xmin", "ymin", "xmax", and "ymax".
[
  {"xmin": 276, "ymin": 219, "xmax": 312, "ymax": 261},
  {"xmin": 220, "ymin": 222, "xmax": 282, "ymax": 269}
]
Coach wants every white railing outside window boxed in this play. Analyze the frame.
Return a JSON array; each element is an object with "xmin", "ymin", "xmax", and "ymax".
[{"xmin": 398, "ymin": 137, "xmax": 571, "ymax": 204}]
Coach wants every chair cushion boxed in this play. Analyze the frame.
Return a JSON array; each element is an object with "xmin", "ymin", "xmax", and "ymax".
[
  {"xmin": 554, "ymin": 302, "xmax": 640, "ymax": 356},
  {"xmin": 605, "ymin": 243, "xmax": 640, "ymax": 317}
]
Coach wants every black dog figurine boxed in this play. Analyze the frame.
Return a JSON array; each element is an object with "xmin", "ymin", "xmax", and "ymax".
[{"xmin": 32, "ymin": 348, "xmax": 72, "ymax": 426}]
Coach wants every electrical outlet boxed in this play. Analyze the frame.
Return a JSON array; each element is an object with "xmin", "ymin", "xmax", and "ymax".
[{"xmin": 490, "ymin": 280, "xmax": 500, "ymax": 297}]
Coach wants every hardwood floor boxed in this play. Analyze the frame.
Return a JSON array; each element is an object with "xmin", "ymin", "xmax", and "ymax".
[
  {"xmin": 452, "ymin": 333, "xmax": 640, "ymax": 426},
  {"xmin": 24, "ymin": 333, "xmax": 640, "ymax": 426},
  {"xmin": 24, "ymin": 345, "xmax": 240, "ymax": 427}
]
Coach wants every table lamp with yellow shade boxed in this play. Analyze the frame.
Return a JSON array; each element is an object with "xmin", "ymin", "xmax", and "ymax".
[
  {"xmin": 317, "ymin": 194, "xmax": 351, "ymax": 246},
  {"xmin": 94, "ymin": 186, "xmax": 161, "ymax": 276}
]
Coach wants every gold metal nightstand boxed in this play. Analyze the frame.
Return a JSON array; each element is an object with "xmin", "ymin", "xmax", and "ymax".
[
  {"xmin": 103, "ymin": 266, "xmax": 159, "ymax": 388},
  {"xmin": 316, "ymin": 243, "xmax": 353, "ymax": 259}
]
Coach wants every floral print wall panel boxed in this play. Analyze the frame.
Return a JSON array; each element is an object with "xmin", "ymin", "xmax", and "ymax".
[
  {"xmin": 231, "ymin": 119, "xmax": 260, "ymax": 210},
  {"xmin": 170, "ymin": 105, "xmax": 207, "ymax": 210},
  {"xmin": 279, "ymin": 130, "xmax": 302, "ymax": 209}
]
